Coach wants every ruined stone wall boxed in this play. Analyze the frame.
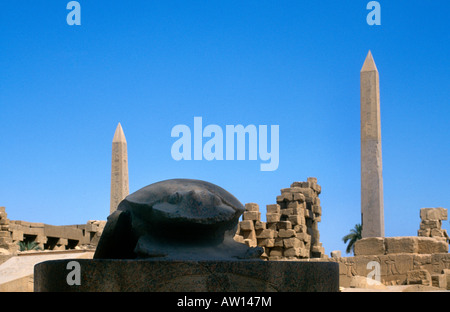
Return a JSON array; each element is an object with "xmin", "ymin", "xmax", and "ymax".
[
  {"xmin": 335, "ymin": 207, "xmax": 450, "ymax": 289},
  {"xmin": 329, "ymin": 252, "xmax": 450, "ymax": 288},
  {"xmin": 418, "ymin": 207, "xmax": 449, "ymax": 242},
  {"xmin": 0, "ymin": 207, "xmax": 18, "ymax": 255},
  {"xmin": 234, "ymin": 178, "xmax": 325, "ymax": 260},
  {"xmin": 0, "ymin": 206, "xmax": 105, "ymax": 254}
]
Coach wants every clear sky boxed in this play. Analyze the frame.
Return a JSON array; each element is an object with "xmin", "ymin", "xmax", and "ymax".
[{"xmin": 0, "ymin": 1, "xmax": 449, "ymax": 255}]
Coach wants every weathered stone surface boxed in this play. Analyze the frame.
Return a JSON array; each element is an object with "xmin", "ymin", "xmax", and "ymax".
[
  {"xmin": 266, "ymin": 204, "xmax": 280, "ymax": 214},
  {"xmin": 349, "ymin": 275, "xmax": 387, "ymax": 290},
  {"xmin": 243, "ymin": 211, "xmax": 261, "ymax": 221},
  {"xmin": 96, "ymin": 179, "xmax": 262, "ymax": 260},
  {"xmin": 278, "ymin": 229, "xmax": 296, "ymax": 238},
  {"xmin": 385, "ymin": 237, "xmax": 418, "ymax": 254},
  {"xmin": 443, "ymin": 269, "xmax": 450, "ymax": 290},
  {"xmin": 244, "ymin": 203, "xmax": 259, "ymax": 212},
  {"xmin": 256, "ymin": 229, "xmax": 275, "ymax": 239},
  {"xmin": 417, "ymin": 237, "xmax": 448, "ymax": 254},
  {"xmin": 239, "ymin": 220, "xmax": 254, "ymax": 231},
  {"xmin": 266, "ymin": 213, "xmax": 280, "ymax": 223},
  {"xmin": 35, "ymin": 259, "xmax": 339, "ymax": 292},
  {"xmin": 330, "ymin": 250, "xmax": 341, "ymax": 258},
  {"xmin": 277, "ymin": 221, "xmax": 292, "ymax": 230},
  {"xmin": 406, "ymin": 270, "xmax": 431, "ymax": 286},
  {"xmin": 420, "ymin": 208, "xmax": 447, "ymax": 221},
  {"xmin": 431, "ymin": 274, "xmax": 447, "ymax": 289},
  {"xmin": 254, "ymin": 221, "xmax": 266, "ymax": 231},
  {"xmin": 257, "ymin": 238, "xmax": 275, "ymax": 248},
  {"xmin": 354, "ymin": 237, "xmax": 385, "ymax": 256}
]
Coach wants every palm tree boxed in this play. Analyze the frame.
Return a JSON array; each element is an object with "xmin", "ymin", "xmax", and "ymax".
[
  {"xmin": 18, "ymin": 241, "xmax": 42, "ymax": 252},
  {"xmin": 342, "ymin": 224, "xmax": 362, "ymax": 255}
]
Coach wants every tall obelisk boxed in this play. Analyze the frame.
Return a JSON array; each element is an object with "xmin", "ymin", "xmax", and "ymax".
[
  {"xmin": 110, "ymin": 123, "xmax": 129, "ymax": 215},
  {"xmin": 360, "ymin": 51, "xmax": 384, "ymax": 238}
]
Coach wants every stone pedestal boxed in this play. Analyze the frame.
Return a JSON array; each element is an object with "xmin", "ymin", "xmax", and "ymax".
[{"xmin": 34, "ymin": 259, "xmax": 339, "ymax": 292}]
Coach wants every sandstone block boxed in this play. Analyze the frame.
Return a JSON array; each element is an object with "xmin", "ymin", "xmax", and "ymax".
[
  {"xmin": 245, "ymin": 203, "xmax": 259, "ymax": 212},
  {"xmin": 273, "ymin": 238, "xmax": 284, "ymax": 247},
  {"xmin": 11, "ymin": 230, "xmax": 23, "ymax": 241},
  {"xmin": 287, "ymin": 201, "xmax": 303, "ymax": 209},
  {"xmin": 266, "ymin": 213, "xmax": 280, "ymax": 223},
  {"xmin": 296, "ymin": 232, "xmax": 311, "ymax": 244},
  {"xmin": 420, "ymin": 208, "xmax": 448, "ymax": 221},
  {"xmin": 406, "ymin": 270, "xmax": 431, "ymax": 286},
  {"xmin": 266, "ymin": 204, "xmax": 280, "ymax": 214},
  {"xmin": 256, "ymin": 229, "xmax": 275, "ymax": 239},
  {"xmin": 431, "ymin": 274, "xmax": 447, "ymax": 289},
  {"xmin": 417, "ymin": 237, "xmax": 449, "ymax": 254},
  {"xmin": 330, "ymin": 250, "xmax": 341, "ymax": 258},
  {"xmin": 443, "ymin": 269, "xmax": 450, "ymax": 290},
  {"xmin": 257, "ymin": 238, "xmax": 275, "ymax": 248},
  {"xmin": 304, "ymin": 209, "xmax": 313, "ymax": 219},
  {"xmin": 418, "ymin": 229, "xmax": 431, "ymax": 237},
  {"xmin": 420, "ymin": 220, "xmax": 441, "ymax": 230},
  {"xmin": 254, "ymin": 221, "xmax": 266, "ymax": 230},
  {"xmin": 283, "ymin": 206, "xmax": 304, "ymax": 216},
  {"xmin": 283, "ymin": 237, "xmax": 302, "ymax": 249},
  {"xmin": 266, "ymin": 222, "xmax": 277, "ymax": 231},
  {"xmin": 269, "ymin": 247, "xmax": 283, "ymax": 257},
  {"xmin": 349, "ymin": 276, "xmax": 387, "ymax": 290},
  {"xmin": 312, "ymin": 205, "xmax": 322, "ymax": 216},
  {"xmin": 30, "ymin": 222, "xmax": 45, "ymax": 228},
  {"xmin": 278, "ymin": 229, "xmax": 296, "ymax": 238},
  {"xmin": 385, "ymin": 237, "xmax": 418, "ymax": 254},
  {"xmin": 278, "ymin": 192, "xmax": 294, "ymax": 202},
  {"xmin": 294, "ymin": 224, "xmax": 307, "ymax": 233},
  {"xmin": 277, "ymin": 221, "xmax": 292, "ymax": 230},
  {"xmin": 242, "ymin": 211, "xmax": 260, "ymax": 221},
  {"xmin": 354, "ymin": 237, "xmax": 385, "ymax": 256},
  {"xmin": 284, "ymin": 247, "xmax": 300, "ymax": 257},
  {"xmin": 242, "ymin": 230, "xmax": 256, "ymax": 241},
  {"xmin": 239, "ymin": 220, "xmax": 254, "ymax": 231},
  {"xmin": 430, "ymin": 228, "xmax": 445, "ymax": 237},
  {"xmin": 288, "ymin": 215, "xmax": 305, "ymax": 226},
  {"xmin": 292, "ymin": 193, "xmax": 305, "ymax": 202},
  {"xmin": 290, "ymin": 181, "xmax": 310, "ymax": 188}
]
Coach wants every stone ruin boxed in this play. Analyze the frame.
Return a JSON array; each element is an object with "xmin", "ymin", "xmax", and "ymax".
[
  {"xmin": 331, "ymin": 207, "xmax": 450, "ymax": 289},
  {"xmin": 418, "ymin": 207, "xmax": 449, "ymax": 242},
  {"xmin": 0, "ymin": 207, "xmax": 18, "ymax": 255},
  {"xmin": 234, "ymin": 177, "xmax": 326, "ymax": 260},
  {"xmin": 0, "ymin": 206, "xmax": 105, "ymax": 257}
]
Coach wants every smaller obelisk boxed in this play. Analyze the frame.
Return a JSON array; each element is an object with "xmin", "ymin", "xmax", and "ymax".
[
  {"xmin": 110, "ymin": 123, "xmax": 129, "ymax": 215},
  {"xmin": 360, "ymin": 51, "xmax": 384, "ymax": 238}
]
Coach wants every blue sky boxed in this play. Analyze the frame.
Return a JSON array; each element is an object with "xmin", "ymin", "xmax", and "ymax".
[{"xmin": 0, "ymin": 1, "xmax": 449, "ymax": 255}]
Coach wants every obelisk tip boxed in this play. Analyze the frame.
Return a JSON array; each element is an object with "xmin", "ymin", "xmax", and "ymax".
[
  {"xmin": 113, "ymin": 123, "xmax": 127, "ymax": 143},
  {"xmin": 361, "ymin": 50, "xmax": 378, "ymax": 72}
]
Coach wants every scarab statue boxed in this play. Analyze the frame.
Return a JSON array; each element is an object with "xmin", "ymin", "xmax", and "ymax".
[{"xmin": 94, "ymin": 179, "xmax": 263, "ymax": 260}]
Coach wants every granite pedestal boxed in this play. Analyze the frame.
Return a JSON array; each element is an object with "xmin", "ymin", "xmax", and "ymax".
[{"xmin": 34, "ymin": 259, "xmax": 339, "ymax": 292}]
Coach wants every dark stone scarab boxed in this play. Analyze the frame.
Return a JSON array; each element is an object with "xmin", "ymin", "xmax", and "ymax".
[{"xmin": 94, "ymin": 179, "xmax": 263, "ymax": 260}]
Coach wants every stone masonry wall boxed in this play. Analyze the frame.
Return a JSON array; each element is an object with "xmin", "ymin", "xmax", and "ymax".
[
  {"xmin": 234, "ymin": 178, "xmax": 325, "ymax": 260},
  {"xmin": 0, "ymin": 207, "xmax": 18, "ymax": 254},
  {"xmin": 418, "ymin": 207, "xmax": 449, "ymax": 242},
  {"xmin": 0, "ymin": 206, "xmax": 105, "ymax": 254}
]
